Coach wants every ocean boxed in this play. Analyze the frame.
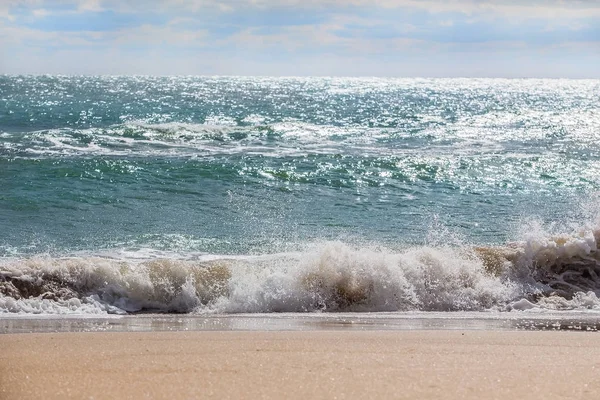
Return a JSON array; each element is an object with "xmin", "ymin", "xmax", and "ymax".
[{"xmin": 1, "ymin": 76, "xmax": 600, "ymax": 319}]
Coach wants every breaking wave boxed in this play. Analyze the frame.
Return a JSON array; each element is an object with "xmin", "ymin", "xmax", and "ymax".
[
  {"xmin": 2, "ymin": 228, "xmax": 600, "ymax": 315},
  {"xmin": 2, "ymin": 121, "xmax": 386, "ymax": 159}
]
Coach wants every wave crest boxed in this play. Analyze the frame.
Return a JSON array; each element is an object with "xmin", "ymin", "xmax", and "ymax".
[{"xmin": 1, "ymin": 229, "xmax": 599, "ymax": 315}]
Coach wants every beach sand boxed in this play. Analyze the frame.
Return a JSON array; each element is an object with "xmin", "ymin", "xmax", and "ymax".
[{"xmin": 1, "ymin": 330, "xmax": 599, "ymax": 399}]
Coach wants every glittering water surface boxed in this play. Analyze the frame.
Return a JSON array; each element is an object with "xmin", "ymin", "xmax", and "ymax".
[
  {"xmin": 3, "ymin": 312, "xmax": 600, "ymax": 333},
  {"xmin": 2, "ymin": 76, "xmax": 600, "ymax": 315},
  {"xmin": 2, "ymin": 76, "xmax": 599, "ymax": 255}
]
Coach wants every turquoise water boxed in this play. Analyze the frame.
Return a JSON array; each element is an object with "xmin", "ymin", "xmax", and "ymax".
[
  {"xmin": 2, "ymin": 76, "xmax": 599, "ymax": 255},
  {"xmin": 1, "ymin": 76, "xmax": 600, "ymax": 314}
]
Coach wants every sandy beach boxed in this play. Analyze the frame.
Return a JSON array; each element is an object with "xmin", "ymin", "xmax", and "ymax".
[{"xmin": 1, "ymin": 330, "xmax": 599, "ymax": 399}]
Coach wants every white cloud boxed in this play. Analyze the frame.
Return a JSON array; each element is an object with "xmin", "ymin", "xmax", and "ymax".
[
  {"xmin": 223, "ymin": 22, "xmax": 425, "ymax": 56},
  {"xmin": 0, "ymin": 0, "xmax": 42, "ymax": 20},
  {"xmin": 1, "ymin": 0, "xmax": 599, "ymax": 77},
  {"xmin": 0, "ymin": 20, "xmax": 207, "ymax": 48},
  {"xmin": 77, "ymin": 0, "xmax": 103, "ymax": 12},
  {"xmin": 111, "ymin": 24, "xmax": 207, "ymax": 46}
]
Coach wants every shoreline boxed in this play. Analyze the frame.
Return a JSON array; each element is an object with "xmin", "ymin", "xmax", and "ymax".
[
  {"xmin": 3, "ymin": 311, "xmax": 600, "ymax": 334},
  {"xmin": 1, "ymin": 330, "xmax": 599, "ymax": 399}
]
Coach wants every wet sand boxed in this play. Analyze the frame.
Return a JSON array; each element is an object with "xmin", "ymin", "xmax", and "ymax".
[{"xmin": 1, "ymin": 330, "xmax": 599, "ymax": 399}]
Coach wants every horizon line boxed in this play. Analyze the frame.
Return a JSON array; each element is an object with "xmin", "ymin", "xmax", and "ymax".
[{"xmin": 1, "ymin": 73, "xmax": 599, "ymax": 80}]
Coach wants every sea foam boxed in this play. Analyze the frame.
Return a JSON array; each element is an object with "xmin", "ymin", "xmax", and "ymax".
[{"xmin": 1, "ymin": 228, "xmax": 599, "ymax": 315}]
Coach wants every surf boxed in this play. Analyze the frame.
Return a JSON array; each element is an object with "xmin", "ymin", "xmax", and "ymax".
[{"xmin": 1, "ymin": 227, "xmax": 599, "ymax": 315}]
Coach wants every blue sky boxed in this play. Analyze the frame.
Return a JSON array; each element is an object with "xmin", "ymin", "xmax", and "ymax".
[{"xmin": 0, "ymin": 0, "xmax": 599, "ymax": 77}]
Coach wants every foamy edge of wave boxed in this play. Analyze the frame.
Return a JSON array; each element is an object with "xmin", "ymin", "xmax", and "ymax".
[{"xmin": 1, "ymin": 229, "xmax": 599, "ymax": 315}]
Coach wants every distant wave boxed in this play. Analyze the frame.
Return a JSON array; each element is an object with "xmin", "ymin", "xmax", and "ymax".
[
  {"xmin": 2, "ymin": 228, "xmax": 599, "ymax": 315},
  {"xmin": 2, "ymin": 119, "xmax": 528, "ymax": 159},
  {"xmin": 4, "ymin": 122, "xmax": 598, "ymax": 196},
  {"xmin": 1, "ymin": 121, "xmax": 391, "ymax": 159}
]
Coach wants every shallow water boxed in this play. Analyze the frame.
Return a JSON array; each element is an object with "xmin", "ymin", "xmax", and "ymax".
[{"xmin": 3, "ymin": 312, "xmax": 600, "ymax": 334}]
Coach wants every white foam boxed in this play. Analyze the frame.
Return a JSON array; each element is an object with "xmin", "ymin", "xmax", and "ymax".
[
  {"xmin": 508, "ymin": 298, "xmax": 537, "ymax": 311},
  {"xmin": 0, "ymin": 242, "xmax": 519, "ymax": 315},
  {"xmin": 0, "ymin": 295, "xmax": 125, "ymax": 315},
  {"xmin": 11, "ymin": 121, "xmax": 390, "ymax": 158},
  {"xmin": 1, "ymin": 221, "xmax": 599, "ymax": 316},
  {"xmin": 535, "ymin": 292, "xmax": 600, "ymax": 310},
  {"xmin": 211, "ymin": 242, "xmax": 517, "ymax": 313}
]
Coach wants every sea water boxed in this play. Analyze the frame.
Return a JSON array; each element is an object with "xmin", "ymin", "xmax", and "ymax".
[{"xmin": 1, "ymin": 76, "xmax": 600, "ymax": 318}]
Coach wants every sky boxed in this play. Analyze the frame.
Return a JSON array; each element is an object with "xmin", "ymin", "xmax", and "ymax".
[{"xmin": 0, "ymin": 0, "xmax": 599, "ymax": 77}]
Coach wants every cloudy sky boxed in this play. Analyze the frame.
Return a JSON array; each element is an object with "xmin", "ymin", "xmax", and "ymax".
[{"xmin": 1, "ymin": 0, "xmax": 599, "ymax": 77}]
